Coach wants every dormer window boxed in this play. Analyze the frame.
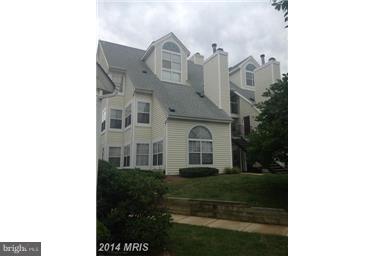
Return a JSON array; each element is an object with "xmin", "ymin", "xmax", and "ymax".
[
  {"xmin": 245, "ymin": 64, "xmax": 256, "ymax": 86},
  {"xmin": 162, "ymin": 42, "xmax": 181, "ymax": 82}
]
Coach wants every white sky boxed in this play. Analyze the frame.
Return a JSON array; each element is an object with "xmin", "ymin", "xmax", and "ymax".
[{"xmin": 97, "ymin": 0, "xmax": 288, "ymax": 73}]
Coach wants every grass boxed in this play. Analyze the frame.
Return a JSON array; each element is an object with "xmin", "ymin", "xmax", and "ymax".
[
  {"xmin": 166, "ymin": 174, "xmax": 288, "ymax": 210},
  {"xmin": 168, "ymin": 223, "xmax": 288, "ymax": 256}
]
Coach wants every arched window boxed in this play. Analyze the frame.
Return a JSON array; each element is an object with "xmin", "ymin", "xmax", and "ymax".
[
  {"xmin": 162, "ymin": 41, "xmax": 181, "ymax": 82},
  {"xmin": 188, "ymin": 126, "xmax": 213, "ymax": 165},
  {"xmin": 245, "ymin": 64, "xmax": 256, "ymax": 86}
]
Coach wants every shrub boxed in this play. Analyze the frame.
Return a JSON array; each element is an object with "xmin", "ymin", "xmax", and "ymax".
[
  {"xmin": 97, "ymin": 220, "xmax": 111, "ymax": 241},
  {"xmin": 224, "ymin": 167, "xmax": 241, "ymax": 174},
  {"xmin": 179, "ymin": 167, "xmax": 219, "ymax": 178},
  {"xmin": 97, "ymin": 160, "xmax": 171, "ymax": 254}
]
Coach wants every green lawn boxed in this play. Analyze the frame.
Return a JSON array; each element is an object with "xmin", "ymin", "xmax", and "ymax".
[
  {"xmin": 166, "ymin": 174, "xmax": 288, "ymax": 210},
  {"xmin": 169, "ymin": 223, "xmax": 288, "ymax": 256}
]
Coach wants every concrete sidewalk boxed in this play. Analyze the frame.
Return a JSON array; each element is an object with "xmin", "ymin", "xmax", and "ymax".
[{"xmin": 171, "ymin": 214, "xmax": 288, "ymax": 236}]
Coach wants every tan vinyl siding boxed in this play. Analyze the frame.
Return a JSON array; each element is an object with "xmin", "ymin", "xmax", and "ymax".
[
  {"xmin": 229, "ymin": 69, "xmax": 241, "ymax": 87},
  {"xmin": 108, "ymin": 131, "xmax": 123, "ymax": 145},
  {"xmin": 254, "ymin": 61, "xmax": 281, "ymax": 104},
  {"xmin": 166, "ymin": 119, "xmax": 232, "ymax": 175},
  {"xmin": 220, "ymin": 54, "xmax": 230, "ymax": 114},
  {"xmin": 152, "ymin": 97, "xmax": 167, "ymax": 140}
]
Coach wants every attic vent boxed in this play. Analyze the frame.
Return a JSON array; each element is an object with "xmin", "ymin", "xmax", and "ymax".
[
  {"xmin": 142, "ymin": 70, "xmax": 148, "ymax": 73},
  {"xmin": 196, "ymin": 91, "xmax": 204, "ymax": 97},
  {"xmin": 168, "ymin": 107, "xmax": 175, "ymax": 112}
]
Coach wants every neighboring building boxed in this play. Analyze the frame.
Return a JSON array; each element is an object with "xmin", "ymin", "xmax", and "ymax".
[{"xmin": 96, "ymin": 32, "xmax": 281, "ymax": 174}]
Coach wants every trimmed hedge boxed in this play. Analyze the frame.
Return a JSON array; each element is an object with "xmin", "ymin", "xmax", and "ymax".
[
  {"xmin": 179, "ymin": 167, "xmax": 219, "ymax": 178},
  {"xmin": 97, "ymin": 160, "xmax": 171, "ymax": 254}
]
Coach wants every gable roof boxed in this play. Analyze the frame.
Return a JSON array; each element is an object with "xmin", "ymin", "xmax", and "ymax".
[
  {"xmin": 99, "ymin": 40, "xmax": 231, "ymax": 123},
  {"xmin": 229, "ymin": 56, "xmax": 260, "ymax": 75},
  {"xmin": 141, "ymin": 32, "xmax": 191, "ymax": 61}
]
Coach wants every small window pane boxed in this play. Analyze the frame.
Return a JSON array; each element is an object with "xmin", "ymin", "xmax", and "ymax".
[
  {"xmin": 158, "ymin": 141, "xmax": 163, "ymax": 153},
  {"xmin": 111, "ymin": 109, "xmax": 122, "ymax": 119},
  {"xmin": 109, "ymin": 147, "xmax": 121, "ymax": 157},
  {"xmin": 138, "ymin": 113, "xmax": 149, "ymax": 124},
  {"xmin": 136, "ymin": 155, "xmax": 148, "ymax": 165},
  {"xmin": 171, "ymin": 54, "xmax": 181, "ymax": 63},
  {"xmin": 162, "ymin": 70, "xmax": 171, "ymax": 80},
  {"xmin": 189, "ymin": 153, "xmax": 201, "ymax": 165},
  {"xmin": 109, "ymin": 157, "xmax": 120, "ymax": 167},
  {"xmin": 158, "ymin": 154, "xmax": 163, "ymax": 165},
  {"xmin": 162, "ymin": 60, "xmax": 171, "ymax": 69},
  {"xmin": 202, "ymin": 141, "xmax": 213, "ymax": 153},
  {"xmin": 202, "ymin": 153, "xmax": 213, "ymax": 164},
  {"xmin": 163, "ymin": 42, "xmax": 180, "ymax": 53},
  {"xmin": 246, "ymin": 64, "xmax": 256, "ymax": 71},
  {"xmin": 163, "ymin": 52, "xmax": 171, "ymax": 60},
  {"xmin": 189, "ymin": 141, "xmax": 200, "ymax": 153},
  {"xmin": 189, "ymin": 126, "xmax": 212, "ymax": 139},
  {"xmin": 138, "ymin": 102, "xmax": 150, "ymax": 113},
  {"xmin": 110, "ymin": 119, "xmax": 122, "ymax": 129},
  {"xmin": 137, "ymin": 144, "xmax": 149, "ymax": 154},
  {"xmin": 171, "ymin": 62, "xmax": 181, "ymax": 71},
  {"xmin": 171, "ymin": 72, "xmax": 181, "ymax": 82}
]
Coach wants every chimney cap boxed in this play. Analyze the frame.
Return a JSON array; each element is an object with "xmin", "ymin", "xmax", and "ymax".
[
  {"xmin": 268, "ymin": 57, "xmax": 276, "ymax": 62},
  {"xmin": 217, "ymin": 48, "xmax": 223, "ymax": 52},
  {"xmin": 260, "ymin": 54, "xmax": 265, "ymax": 57}
]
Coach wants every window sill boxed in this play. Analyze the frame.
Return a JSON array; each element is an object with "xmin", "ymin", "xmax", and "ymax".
[
  {"xmin": 108, "ymin": 128, "xmax": 123, "ymax": 132},
  {"xmin": 136, "ymin": 123, "xmax": 151, "ymax": 127}
]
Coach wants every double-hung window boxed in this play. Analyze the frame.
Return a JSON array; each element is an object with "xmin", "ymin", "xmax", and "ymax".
[
  {"xmin": 136, "ymin": 143, "xmax": 149, "ymax": 166},
  {"xmin": 188, "ymin": 126, "xmax": 213, "ymax": 165},
  {"xmin": 137, "ymin": 102, "xmax": 150, "ymax": 124},
  {"xmin": 153, "ymin": 141, "xmax": 163, "ymax": 166},
  {"xmin": 162, "ymin": 42, "xmax": 181, "ymax": 82},
  {"xmin": 110, "ymin": 109, "xmax": 122, "ymax": 129},
  {"xmin": 123, "ymin": 145, "xmax": 130, "ymax": 167},
  {"xmin": 124, "ymin": 104, "xmax": 131, "ymax": 128},
  {"xmin": 109, "ymin": 147, "xmax": 121, "ymax": 167},
  {"xmin": 245, "ymin": 64, "xmax": 256, "ymax": 86}
]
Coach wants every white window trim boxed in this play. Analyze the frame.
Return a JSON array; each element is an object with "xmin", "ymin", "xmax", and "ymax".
[
  {"xmin": 135, "ymin": 142, "xmax": 151, "ymax": 167},
  {"xmin": 161, "ymin": 48, "xmax": 183, "ymax": 84},
  {"xmin": 186, "ymin": 126, "xmax": 214, "ymax": 167},
  {"xmin": 136, "ymin": 100, "xmax": 151, "ymax": 127},
  {"xmin": 121, "ymin": 144, "xmax": 131, "ymax": 169},
  {"xmin": 108, "ymin": 108, "xmax": 124, "ymax": 132},
  {"xmin": 152, "ymin": 139, "xmax": 164, "ymax": 169},
  {"xmin": 124, "ymin": 101, "xmax": 133, "ymax": 131}
]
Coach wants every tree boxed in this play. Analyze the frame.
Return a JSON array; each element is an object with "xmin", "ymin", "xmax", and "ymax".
[
  {"xmin": 248, "ymin": 73, "xmax": 288, "ymax": 167},
  {"xmin": 272, "ymin": 0, "xmax": 288, "ymax": 28}
]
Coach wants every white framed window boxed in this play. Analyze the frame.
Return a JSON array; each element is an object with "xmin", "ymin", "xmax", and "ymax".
[
  {"xmin": 101, "ymin": 108, "xmax": 106, "ymax": 132},
  {"xmin": 110, "ymin": 109, "xmax": 122, "ymax": 129},
  {"xmin": 153, "ymin": 141, "xmax": 163, "ymax": 166},
  {"xmin": 109, "ymin": 147, "xmax": 121, "ymax": 167},
  {"xmin": 136, "ymin": 143, "xmax": 149, "ymax": 166},
  {"xmin": 124, "ymin": 104, "xmax": 132, "ymax": 128},
  {"xmin": 245, "ymin": 64, "xmax": 256, "ymax": 86},
  {"xmin": 110, "ymin": 72, "xmax": 124, "ymax": 93},
  {"xmin": 123, "ymin": 145, "xmax": 130, "ymax": 167},
  {"xmin": 162, "ymin": 42, "xmax": 181, "ymax": 82},
  {"xmin": 188, "ymin": 126, "xmax": 213, "ymax": 165},
  {"xmin": 137, "ymin": 102, "xmax": 150, "ymax": 124}
]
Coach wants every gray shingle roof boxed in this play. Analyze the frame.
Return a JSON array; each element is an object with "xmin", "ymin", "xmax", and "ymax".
[
  {"xmin": 230, "ymin": 81, "xmax": 255, "ymax": 103},
  {"xmin": 99, "ymin": 40, "xmax": 231, "ymax": 122}
]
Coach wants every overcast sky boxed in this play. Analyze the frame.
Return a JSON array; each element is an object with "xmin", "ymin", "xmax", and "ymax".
[{"xmin": 97, "ymin": 1, "xmax": 287, "ymax": 73}]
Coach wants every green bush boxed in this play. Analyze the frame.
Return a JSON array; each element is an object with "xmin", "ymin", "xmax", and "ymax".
[
  {"xmin": 179, "ymin": 167, "xmax": 219, "ymax": 178},
  {"xmin": 97, "ymin": 219, "xmax": 111, "ymax": 241},
  {"xmin": 224, "ymin": 167, "xmax": 241, "ymax": 174},
  {"xmin": 97, "ymin": 160, "xmax": 171, "ymax": 254}
]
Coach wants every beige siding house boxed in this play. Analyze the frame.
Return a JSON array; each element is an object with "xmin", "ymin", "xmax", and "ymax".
[{"xmin": 96, "ymin": 32, "xmax": 281, "ymax": 174}]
